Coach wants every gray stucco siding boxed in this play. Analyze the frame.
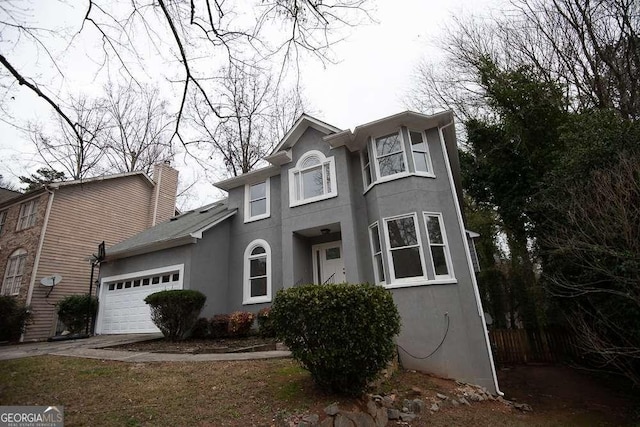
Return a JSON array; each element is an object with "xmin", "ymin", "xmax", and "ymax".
[{"xmin": 189, "ymin": 220, "xmax": 231, "ymax": 317}]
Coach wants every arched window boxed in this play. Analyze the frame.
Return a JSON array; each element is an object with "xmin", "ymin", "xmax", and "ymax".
[
  {"xmin": 289, "ymin": 150, "xmax": 337, "ymax": 207},
  {"xmin": 243, "ymin": 239, "xmax": 271, "ymax": 304},
  {"xmin": 2, "ymin": 248, "xmax": 27, "ymax": 296}
]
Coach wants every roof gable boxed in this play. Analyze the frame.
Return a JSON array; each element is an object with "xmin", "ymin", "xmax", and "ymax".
[{"xmin": 270, "ymin": 114, "xmax": 341, "ymax": 154}]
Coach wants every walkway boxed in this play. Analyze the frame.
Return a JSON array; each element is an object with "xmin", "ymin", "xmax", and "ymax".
[{"xmin": 0, "ymin": 334, "xmax": 291, "ymax": 362}]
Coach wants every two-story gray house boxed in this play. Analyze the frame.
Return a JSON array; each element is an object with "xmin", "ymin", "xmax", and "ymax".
[{"xmin": 97, "ymin": 110, "xmax": 501, "ymax": 393}]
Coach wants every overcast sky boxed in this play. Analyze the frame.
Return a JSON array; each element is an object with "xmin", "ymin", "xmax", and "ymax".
[{"xmin": 0, "ymin": 0, "xmax": 499, "ymax": 209}]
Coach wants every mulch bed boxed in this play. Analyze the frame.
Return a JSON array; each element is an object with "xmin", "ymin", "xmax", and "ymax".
[{"xmin": 109, "ymin": 335, "xmax": 278, "ymax": 354}]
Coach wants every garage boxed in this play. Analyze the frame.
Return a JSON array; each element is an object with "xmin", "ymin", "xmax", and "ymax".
[{"xmin": 96, "ymin": 265, "xmax": 184, "ymax": 334}]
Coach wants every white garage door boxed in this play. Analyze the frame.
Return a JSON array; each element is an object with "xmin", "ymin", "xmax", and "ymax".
[{"xmin": 97, "ymin": 265, "xmax": 184, "ymax": 334}]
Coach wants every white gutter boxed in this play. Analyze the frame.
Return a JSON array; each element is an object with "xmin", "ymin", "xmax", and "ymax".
[{"xmin": 438, "ymin": 122, "xmax": 504, "ymax": 396}]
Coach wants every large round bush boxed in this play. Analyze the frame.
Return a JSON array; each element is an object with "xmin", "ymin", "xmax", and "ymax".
[
  {"xmin": 270, "ymin": 283, "xmax": 401, "ymax": 395},
  {"xmin": 144, "ymin": 290, "xmax": 206, "ymax": 341}
]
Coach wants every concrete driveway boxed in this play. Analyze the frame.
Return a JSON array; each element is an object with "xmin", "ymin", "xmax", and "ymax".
[
  {"xmin": 0, "ymin": 334, "xmax": 291, "ymax": 362},
  {"xmin": 0, "ymin": 334, "xmax": 161, "ymax": 361}
]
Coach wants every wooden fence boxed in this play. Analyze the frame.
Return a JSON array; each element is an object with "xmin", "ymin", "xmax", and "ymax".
[{"xmin": 488, "ymin": 328, "xmax": 579, "ymax": 365}]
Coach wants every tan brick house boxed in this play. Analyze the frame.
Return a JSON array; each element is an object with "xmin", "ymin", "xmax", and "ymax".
[{"xmin": 0, "ymin": 163, "xmax": 178, "ymax": 341}]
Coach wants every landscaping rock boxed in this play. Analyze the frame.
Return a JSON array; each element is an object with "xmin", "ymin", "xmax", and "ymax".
[
  {"xmin": 451, "ymin": 399, "xmax": 460, "ymax": 407},
  {"xmin": 430, "ymin": 403, "xmax": 439, "ymax": 412},
  {"xmin": 333, "ymin": 414, "xmax": 355, "ymax": 427},
  {"xmin": 514, "ymin": 403, "xmax": 533, "ymax": 412},
  {"xmin": 410, "ymin": 386, "xmax": 424, "ymax": 395},
  {"xmin": 319, "ymin": 418, "xmax": 334, "ymax": 427},
  {"xmin": 324, "ymin": 404, "xmax": 340, "ymax": 416},
  {"xmin": 301, "ymin": 413, "xmax": 320, "ymax": 425},
  {"xmin": 436, "ymin": 393, "xmax": 449, "ymax": 400},
  {"xmin": 381, "ymin": 395, "xmax": 395, "ymax": 408},
  {"xmin": 399, "ymin": 412, "xmax": 417, "ymax": 422},
  {"xmin": 459, "ymin": 397, "xmax": 471, "ymax": 406},
  {"xmin": 412, "ymin": 399, "xmax": 425, "ymax": 414},
  {"xmin": 387, "ymin": 408, "xmax": 400, "ymax": 420},
  {"xmin": 338, "ymin": 410, "xmax": 376, "ymax": 427}
]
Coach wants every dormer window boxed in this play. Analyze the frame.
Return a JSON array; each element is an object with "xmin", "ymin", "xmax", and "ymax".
[
  {"xmin": 244, "ymin": 178, "xmax": 270, "ymax": 223},
  {"xmin": 289, "ymin": 150, "xmax": 337, "ymax": 207}
]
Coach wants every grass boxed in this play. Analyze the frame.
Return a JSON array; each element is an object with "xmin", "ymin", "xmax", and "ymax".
[{"xmin": 0, "ymin": 356, "xmax": 635, "ymax": 426}]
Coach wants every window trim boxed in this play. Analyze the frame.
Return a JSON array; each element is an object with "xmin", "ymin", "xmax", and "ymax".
[
  {"xmin": 409, "ymin": 129, "xmax": 435, "ymax": 177},
  {"xmin": 368, "ymin": 221, "xmax": 386, "ymax": 285},
  {"xmin": 372, "ymin": 130, "xmax": 409, "ymax": 181},
  {"xmin": 288, "ymin": 150, "xmax": 337, "ymax": 207},
  {"xmin": 423, "ymin": 212, "xmax": 455, "ymax": 280},
  {"xmin": 17, "ymin": 200, "xmax": 37, "ymax": 231},
  {"xmin": 244, "ymin": 178, "xmax": 271, "ymax": 223},
  {"xmin": 243, "ymin": 239, "xmax": 272, "ymax": 304},
  {"xmin": 382, "ymin": 213, "xmax": 428, "ymax": 287},
  {"xmin": 361, "ymin": 143, "xmax": 373, "ymax": 191},
  {"xmin": 0, "ymin": 210, "xmax": 6, "ymax": 235},
  {"xmin": 2, "ymin": 248, "xmax": 28, "ymax": 296}
]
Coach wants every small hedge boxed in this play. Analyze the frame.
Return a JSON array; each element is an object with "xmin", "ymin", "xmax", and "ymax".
[
  {"xmin": 257, "ymin": 307, "xmax": 275, "ymax": 338},
  {"xmin": 144, "ymin": 290, "xmax": 206, "ymax": 341},
  {"xmin": 190, "ymin": 317, "xmax": 211, "ymax": 339},
  {"xmin": 56, "ymin": 294, "xmax": 98, "ymax": 334},
  {"xmin": 0, "ymin": 296, "xmax": 31, "ymax": 342},
  {"xmin": 210, "ymin": 314, "xmax": 230, "ymax": 338},
  {"xmin": 271, "ymin": 283, "xmax": 401, "ymax": 395},
  {"xmin": 228, "ymin": 311, "xmax": 255, "ymax": 337}
]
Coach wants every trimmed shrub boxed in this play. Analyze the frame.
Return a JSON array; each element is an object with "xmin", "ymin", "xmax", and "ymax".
[
  {"xmin": 210, "ymin": 314, "xmax": 230, "ymax": 338},
  {"xmin": 257, "ymin": 307, "xmax": 275, "ymax": 338},
  {"xmin": 228, "ymin": 311, "xmax": 255, "ymax": 337},
  {"xmin": 0, "ymin": 296, "xmax": 31, "ymax": 342},
  {"xmin": 56, "ymin": 294, "xmax": 98, "ymax": 334},
  {"xmin": 190, "ymin": 317, "xmax": 211, "ymax": 339},
  {"xmin": 144, "ymin": 290, "xmax": 206, "ymax": 341},
  {"xmin": 271, "ymin": 283, "xmax": 401, "ymax": 395}
]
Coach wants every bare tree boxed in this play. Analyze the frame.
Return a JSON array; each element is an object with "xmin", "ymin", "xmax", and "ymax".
[
  {"xmin": 28, "ymin": 96, "xmax": 108, "ymax": 180},
  {"xmin": 409, "ymin": 0, "xmax": 640, "ymax": 120},
  {"xmin": 0, "ymin": 0, "xmax": 372, "ymax": 160},
  {"xmin": 103, "ymin": 81, "xmax": 173, "ymax": 175},
  {"xmin": 191, "ymin": 63, "xmax": 307, "ymax": 176},
  {"xmin": 542, "ymin": 152, "xmax": 640, "ymax": 385}
]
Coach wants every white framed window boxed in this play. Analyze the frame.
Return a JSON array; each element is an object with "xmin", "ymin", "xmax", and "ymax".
[
  {"xmin": 424, "ymin": 212, "xmax": 454, "ymax": 279},
  {"xmin": 17, "ymin": 200, "xmax": 37, "ymax": 230},
  {"xmin": 373, "ymin": 131, "xmax": 408, "ymax": 179},
  {"xmin": 243, "ymin": 239, "xmax": 271, "ymax": 304},
  {"xmin": 289, "ymin": 150, "xmax": 337, "ymax": 207},
  {"xmin": 2, "ymin": 248, "xmax": 27, "ymax": 296},
  {"xmin": 361, "ymin": 145, "xmax": 372, "ymax": 189},
  {"xmin": 383, "ymin": 213, "xmax": 427, "ymax": 285},
  {"xmin": 409, "ymin": 130, "xmax": 434, "ymax": 176},
  {"xmin": 0, "ymin": 210, "xmax": 6, "ymax": 235},
  {"xmin": 368, "ymin": 222, "xmax": 386, "ymax": 285},
  {"xmin": 244, "ymin": 178, "xmax": 270, "ymax": 223}
]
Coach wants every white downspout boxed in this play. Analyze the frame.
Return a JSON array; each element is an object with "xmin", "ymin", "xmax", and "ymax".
[
  {"xmin": 438, "ymin": 122, "xmax": 504, "ymax": 396},
  {"xmin": 151, "ymin": 167, "xmax": 162, "ymax": 226}
]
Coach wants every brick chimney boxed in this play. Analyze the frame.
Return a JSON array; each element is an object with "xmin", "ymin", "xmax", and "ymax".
[{"xmin": 151, "ymin": 161, "xmax": 179, "ymax": 225}]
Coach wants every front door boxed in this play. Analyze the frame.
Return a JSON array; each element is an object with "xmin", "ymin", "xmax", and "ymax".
[{"xmin": 312, "ymin": 241, "xmax": 346, "ymax": 284}]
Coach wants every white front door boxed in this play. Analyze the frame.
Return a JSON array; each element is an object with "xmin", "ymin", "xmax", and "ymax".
[{"xmin": 312, "ymin": 241, "xmax": 346, "ymax": 284}]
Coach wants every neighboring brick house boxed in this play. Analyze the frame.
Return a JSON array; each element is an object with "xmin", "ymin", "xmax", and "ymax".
[{"xmin": 0, "ymin": 163, "xmax": 178, "ymax": 341}]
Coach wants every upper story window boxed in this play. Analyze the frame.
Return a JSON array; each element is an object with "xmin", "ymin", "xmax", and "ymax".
[
  {"xmin": 243, "ymin": 239, "xmax": 271, "ymax": 304},
  {"xmin": 374, "ymin": 132, "xmax": 407, "ymax": 178},
  {"xmin": 2, "ymin": 248, "xmax": 27, "ymax": 296},
  {"xmin": 409, "ymin": 130, "xmax": 434, "ymax": 175},
  {"xmin": 17, "ymin": 200, "xmax": 37, "ymax": 230},
  {"xmin": 424, "ymin": 212, "xmax": 454, "ymax": 279},
  {"xmin": 0, "ymin": 210, "xmax": 6, "ymax": 235},
  {"xmin": 383, "ymin": 213, "xmax": 426, "ymax": 284},
  {"xmin": 361, "ymin": 128, "xmax": 436, "ymax": 190},
  {"xmin": 244, "ymin": 178, "xmax": 270, "ymax": 223},
  {"xmin": 289, "ymin": 150, "xmax": 337, "ymax": 207},
  {"xmin": 368, "ymin": 222, "xmax": 386, "ymax": 285}
]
